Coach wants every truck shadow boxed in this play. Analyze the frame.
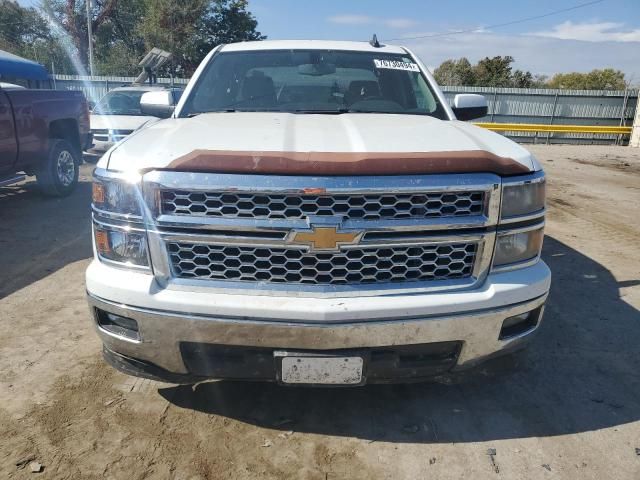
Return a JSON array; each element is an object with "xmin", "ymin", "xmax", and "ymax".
[
  {"xmin": 160, "ymin": 236, "xmax": 640, "ymax": 443},
  {"xmin": 0, "ymin": 173, "xmax": 93, "ymax": 299}
]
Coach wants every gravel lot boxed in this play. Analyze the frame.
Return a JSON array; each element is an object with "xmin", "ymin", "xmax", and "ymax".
[{"xmin": 1, "ymin": 145, "xmax": 639, "ymax": 479}]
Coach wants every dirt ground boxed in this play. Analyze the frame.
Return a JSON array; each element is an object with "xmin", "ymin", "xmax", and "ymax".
[{"xmin": 1, "ymin": 145, "xmax": 639, "ymax": 479}]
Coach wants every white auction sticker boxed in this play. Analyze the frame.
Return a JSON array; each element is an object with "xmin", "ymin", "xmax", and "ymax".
[{"xmin": 374, "ymin": 59, "xmax": 420, "ymax": 72}]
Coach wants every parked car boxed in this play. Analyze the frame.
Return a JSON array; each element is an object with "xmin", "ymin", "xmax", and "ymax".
[
  {"xmin": 86, "ymin": 40, "xmax": 550, "ymax": 386},
  {"xmin": 84, "ymin": 85, "xmax": 183, "ymax": 162},
  {"xmin": 1, "ymin": 85, "xmax": 91, "ymax": 196}
]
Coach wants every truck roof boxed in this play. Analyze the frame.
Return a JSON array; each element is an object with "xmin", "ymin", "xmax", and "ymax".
[{"xmin": 220, "ymin": 40, "xmax": 408, "ymax": 54}]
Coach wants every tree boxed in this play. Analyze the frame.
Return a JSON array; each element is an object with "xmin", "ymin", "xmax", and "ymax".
[
  {"xmin": 0, "ymin": 0, "xmax": 71, "ymax": 73},
  {"xmin": 138, "ymin": 0, "xmax": 209, "ymax": 75},
  {"xmin": 0, "ymin": 0, "xmax": 45, "ymax": 51},
  {"xmin": 93, "ymin": 0, "xmax": 146, "ymax": 75},
  {"xmin": 511, "ymin": 70, "xmax": 534, "ymax": 88},
  {"xmin": 433, "ymin": 57, "xmax": 475, "ymax": 86},
  {"xmin": 41, "ymin": 0, "xmax": 265, "ymax": 76},
  {"xmin": 140, "ymin": 0, "xmax": 265, "ymax": 75},
  {"xmin": 432, "ymin": 56, "xmax": 539, "ymax": 88},
  {"xmin": 473, "ymin": 56, "xmax": 515, "ymax": 87},
  {"xmin": 531, "ymin": 74, "xmax": 549, "ymax": 88},
  {"xmin": 202, "ymin": 0, "xmax": 265, "ymax": 46},
  {"xmin": 547, "ymin": 69, "xmax": 626, "ymax": 90},
  {"xmin": 42, "ymin": 0, "xmax": 119, "ymax": 74}
]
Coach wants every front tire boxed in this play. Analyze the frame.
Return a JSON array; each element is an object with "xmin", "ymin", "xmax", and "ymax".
[{"xmin": 36, "ymin": 139, "xmax": 80, "ymax": 197}]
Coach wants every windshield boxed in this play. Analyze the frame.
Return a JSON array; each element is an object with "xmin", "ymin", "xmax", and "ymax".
[
  {"xmin": 181, "ymin": 49, "xmax": 446, "ymax": 118},
  {"xmin": 94, "ymin": 90, "xmax": 149, "ymax": 116}
]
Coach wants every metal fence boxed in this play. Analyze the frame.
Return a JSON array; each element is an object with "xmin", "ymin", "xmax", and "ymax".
[
  {"xmin": 52, "ymin": 75, "xmax": 638, "ymax": 145},
  {"xmin": 51, "ymin": 74, "xmax": 189, "ymax": 103},
  {"xmin": 441, "ymin": 86, "xmax": 637, "ymax": 144}
]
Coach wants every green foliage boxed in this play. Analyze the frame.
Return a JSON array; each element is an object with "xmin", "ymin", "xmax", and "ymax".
[
  {"xmin": 41, "ymin": 0, "xmax": 121, "ymax": 74},
  {"xmin": 433, "ymin": 56, "xmax": 627, "ymax": 90},
  {"xmin": 432, "ymin": 57, "xmax": 474, "ymax": 86},
  {"xmin": 0, "ymin": 0, "xmax": 72, "ymax": 74},
  {"xmin": 512, "ymin": 70, "xmax": 548, "ymax": 89},
  {"xmin": 473, "ymin": 56, "xmax": 515, "ymax": 87},
  {"xmin": 2, "ymin": 0, "xmax": 264, "ymax": 76},
  {"xmin": 511, "ymin": 70, "xmax": 533, "ymax": 88},
  {"xmin": 547, "ymin": 69, "xmax": 627, "ymax": 90},
  {"xmin": 94, "ymin": 0, "xmax": 147, "ymax": 75},
  {"xmin": 139, "ymin": 0, "xmax": 208, "ymax": 75},
  {"xmin": 434, "ymin": 55, "xmax": 532, "ymax": 88},
  {"xmin": 138, "ymin": 0, "xmax": 265, "ymax": 75}
]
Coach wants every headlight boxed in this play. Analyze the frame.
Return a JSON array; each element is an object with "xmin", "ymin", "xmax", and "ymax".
[
  {"xmin": 493, "ymin": 226, "xmax": 544, "ymax": 269},
  {"xmin": 92, "ymin": 173, "xmax": 144, "ymax": 217},
  {"xmin": 501, "ymin": 175, "xmax": 545, "ymax": 219},
  {"xmin": 92, "ymin": 169, "xmax": 150, "ymax": 269},
  {"xmin": 94, "ymin": 226, "xmax": 149, "ymax": 267}
]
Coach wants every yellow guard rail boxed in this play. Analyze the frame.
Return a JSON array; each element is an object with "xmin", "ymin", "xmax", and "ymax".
[{"xmin": 474, "ymin": 123, "xmax": 632, "ymax": 135}]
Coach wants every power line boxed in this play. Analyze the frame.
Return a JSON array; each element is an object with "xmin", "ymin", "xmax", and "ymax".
[{"xmin": 385, "ymin": 0, "xmax": 605, "ymax": 41}]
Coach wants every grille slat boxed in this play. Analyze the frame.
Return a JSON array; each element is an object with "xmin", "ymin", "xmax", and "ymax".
[
  {"xmin": 161, "ymin": 190, "xmax": 485, "ymax": 221},
  {"xmin": 91, "ymin": 129, "xmax": 133, "ymax": 142},
  {"xmin": 168, "ymin": 242, "xmax": 477, "ymax": 285}
]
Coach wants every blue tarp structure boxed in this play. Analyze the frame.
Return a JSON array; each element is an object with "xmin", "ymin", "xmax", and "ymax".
[{"xmin": 0, "ymin": 49, "xmax": 49, "ymax": 81}]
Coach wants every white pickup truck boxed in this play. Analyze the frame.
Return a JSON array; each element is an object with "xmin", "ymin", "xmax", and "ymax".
[{"xmin": 86, "ymin": 40, "xmax": 550, "ymax": 386}]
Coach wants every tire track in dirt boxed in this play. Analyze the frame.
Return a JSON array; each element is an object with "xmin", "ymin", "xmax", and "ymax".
[{"xmin": 3, "ymin": 355, "xmax": 375, "ymax": 479}]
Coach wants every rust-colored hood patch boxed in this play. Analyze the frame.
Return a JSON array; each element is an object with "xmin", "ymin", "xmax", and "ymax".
[{"xmin": 165, "ymin": 150, "xmax": 530, "ymax": 176}]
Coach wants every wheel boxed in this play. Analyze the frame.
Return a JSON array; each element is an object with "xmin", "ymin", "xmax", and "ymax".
[{"xmin": 36, "ymin": 139, "xmax": 80, "ymax": 197}]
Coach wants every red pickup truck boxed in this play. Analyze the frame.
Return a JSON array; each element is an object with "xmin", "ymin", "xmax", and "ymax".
[{"xmin": 0, "ymin": 85, "xmax": 91, "ymax": 196}]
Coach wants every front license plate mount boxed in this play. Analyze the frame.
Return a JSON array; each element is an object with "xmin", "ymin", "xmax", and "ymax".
[{"xmin": 274, "ymin": 351, "xmax": 367, "ymax": 386}]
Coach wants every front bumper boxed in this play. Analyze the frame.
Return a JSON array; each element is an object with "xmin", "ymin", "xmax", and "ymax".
[{"xmin": 86, "ymin": 260, "xmax": 551, "ymax": 383}]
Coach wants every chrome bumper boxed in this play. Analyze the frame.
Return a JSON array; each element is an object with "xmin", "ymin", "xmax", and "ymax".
[{"xmin": 88, "ymin": 291, "xmax": 547, "ymax": 377}]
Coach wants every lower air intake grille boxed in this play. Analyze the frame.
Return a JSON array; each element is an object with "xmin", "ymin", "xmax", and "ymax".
[{"xmin": 167, "ymin": 242, "xmax": 478, "ymax": 285}]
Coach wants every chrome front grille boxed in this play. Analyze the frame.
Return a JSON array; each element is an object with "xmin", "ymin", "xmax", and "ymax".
[
  {"xmin": 144, "ymin": 171, "xmax": 500, "ymax": 296},
  {"xmin": 92, "ymin": 129, "xmax": 133, "ymax": 143},
  {"xmin": 167, "ymin": 242, "xmax": 478, "ymax": 285},
  {"xmin": 160, "ymin": 190, "xmax": 485, "ymax": 221}
]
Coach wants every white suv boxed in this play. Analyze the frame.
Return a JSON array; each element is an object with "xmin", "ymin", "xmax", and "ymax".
[{"xmin": 86, "ymin": 40, "xmax": 550, "ymax": 386}]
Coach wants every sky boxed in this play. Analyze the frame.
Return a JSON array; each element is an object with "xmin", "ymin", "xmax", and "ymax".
[
  {"xmin": 19, "ymin": 0, "xmax": 640, "ymax": 80},
  {"xmin": 248, "ymin": 0, "xmax": 640, "ymax": 81}
]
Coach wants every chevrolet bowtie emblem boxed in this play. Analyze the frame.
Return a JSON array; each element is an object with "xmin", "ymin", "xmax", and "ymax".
[{"xmin": 290, "ymin": 226, "xmax": 361, "ymax": 251}]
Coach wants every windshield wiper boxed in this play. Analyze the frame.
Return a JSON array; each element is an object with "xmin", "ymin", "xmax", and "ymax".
[
  {"xmin": 293, "ymin": 108, "xmax": 353, "ymax": 114},
  {"xmin": 186, "ymin": 109, "xmax": 240, "ymax": 116},
  {"xmin": 188, "ymin": 109, "xmax": 282, "ymax": 115},
  {"xmin": 187, "ymin": 109, "xmax": 429, "ymax": 117}
]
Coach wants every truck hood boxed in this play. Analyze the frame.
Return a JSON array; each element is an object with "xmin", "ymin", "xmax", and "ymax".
[
  {"xmin": 90, "ymin": 114, "xmax": 154, "ymax": 131},
  {"xmin": 105, "ymin": 112, "xmax": 536, "ymax": 174}
]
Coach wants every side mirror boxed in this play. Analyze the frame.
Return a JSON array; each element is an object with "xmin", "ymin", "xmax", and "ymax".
[
  {"xmin": 140, "ymin": 90, "xmax": 175, "ymax": 119},
  {"xmin": 88, "ymin": 100, "xmax": 96, "ymax": 111},
  {"xmin": 451, "ymin": 94, "xmax": 488, "ymax": 121}
]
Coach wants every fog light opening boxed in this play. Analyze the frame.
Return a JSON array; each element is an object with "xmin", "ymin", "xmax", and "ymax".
[
  {"xmin": 96, "ymin": 309, "xmax": 140, "ymax": 341},
  {"xmin": 499, "ymin": 308, "xmax": 540, "ymax": 340}
]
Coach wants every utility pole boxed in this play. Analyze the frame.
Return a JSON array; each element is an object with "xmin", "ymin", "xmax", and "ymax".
[{"xmin": 86, "ymin": 0, "xmax": 95, "ymax": 76}]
